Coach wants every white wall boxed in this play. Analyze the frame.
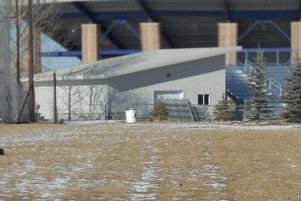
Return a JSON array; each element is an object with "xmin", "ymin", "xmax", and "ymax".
[
  {"xmin": 35, "ymin": 80, "xmax": 107, "ymax": 121},
  {"xmin": 35, "ymin": 86, "xmax": 54, "ymax": 120}
]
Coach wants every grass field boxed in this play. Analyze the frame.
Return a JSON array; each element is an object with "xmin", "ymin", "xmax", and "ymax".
[{"xmin": 0, "ymin": 122, "xmax": 301, "ymax": 200}]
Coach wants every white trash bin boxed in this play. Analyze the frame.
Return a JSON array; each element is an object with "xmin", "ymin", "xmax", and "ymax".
[{"xmin": 125, "ymin": 108, "xmax": 136, "ymax": 123}]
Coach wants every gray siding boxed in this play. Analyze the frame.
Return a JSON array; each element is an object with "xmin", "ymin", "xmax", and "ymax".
[{"xmin": 107, "ymin": 55, "xmax": 225, "ymax": 118}]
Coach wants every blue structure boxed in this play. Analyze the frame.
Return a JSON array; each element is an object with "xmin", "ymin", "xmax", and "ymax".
[{"xmin": 39, "ymin": 0, "xmax": 300, "ymax": 65}]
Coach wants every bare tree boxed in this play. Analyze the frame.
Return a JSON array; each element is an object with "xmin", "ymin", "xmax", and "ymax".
[
  {"xmin": 11, "ymin": 0, "xmax": 65, "ymax": 78},
  {"xmin": 57, "ymin": 85, "xmax": 106, "ymax": 121}
]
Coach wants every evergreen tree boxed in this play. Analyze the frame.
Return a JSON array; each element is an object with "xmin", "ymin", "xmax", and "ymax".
[
  {"xmin": 282, "ymin": 59, "xmax": 301, "ymax": 122},
  {"xmin": 246, "ymin": 50, "xmax": 272, "ymax": 121},
  {"xmin": 151, "ymin": 98, "xmax": 168, "ymax": 121},
  {"xmin": 213, "ymin": 94, "xmax": 235, "ymax": 121}
]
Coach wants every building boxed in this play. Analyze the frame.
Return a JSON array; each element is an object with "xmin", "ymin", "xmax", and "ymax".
[
  {"xmin": 33, "ymin": 47, "xmax": 240, "ymax": 121},
  {"xmin": 20, "ymin": 1, "xmax": 299, "ymax": 121},
  {"xmin": 36, "ymin": 0, "xmax": 301, "ymax": 66}
]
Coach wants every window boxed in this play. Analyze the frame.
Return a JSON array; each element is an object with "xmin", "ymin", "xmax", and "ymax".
[
  {"xmin": 204, "ymin": 94, "xmax": 209, "ymax": 105},
  {"xmin": 198, "ymin": 94, "xmax": 209, "ymax": 105},
  {"xmin": 198, "ymin": 94, "xmax": 203, "ymax": 105}
]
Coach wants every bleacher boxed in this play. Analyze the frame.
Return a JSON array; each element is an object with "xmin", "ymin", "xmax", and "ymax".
[{"xmin": 226, "ymin": 61, "xmax": 293, "ymax": 119}]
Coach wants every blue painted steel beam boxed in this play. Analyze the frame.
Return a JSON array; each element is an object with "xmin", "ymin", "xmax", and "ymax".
[
  {"xmin": 270, "ymin": 21, "xmax": 291, "ymax": 41},
  {"xmin": 238, "ymin": 21, "xmax": 259, "ymax": 42},
  {"xmin": 137, "ymin": 0, "xmax": 176, "ymax": 48},
  {"xmin": 100, "ymin": 20, "xmax": 141, "ymax": 43},
  {"xmin": 40, "ymin": 48, "xmax": 292, "ymax": 57},
  {"xmin": 72, "ymin": 2, "xmax": 126, "ymax": 49},
  {"xmin": 40, "ymin": 50, "xmax": 142, "ymax": 57},
  {"xmin": 239, "ymin": 20, "xmax": 290, "ymax": 42},
  {"xmin": 62, "ymin": 10, "xmax": 301, "ymax": 20}
]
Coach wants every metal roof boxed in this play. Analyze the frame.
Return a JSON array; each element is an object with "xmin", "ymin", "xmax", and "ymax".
[{"xmin": 34, "ymin": 46, "xmax": 241, "ymax": 81}]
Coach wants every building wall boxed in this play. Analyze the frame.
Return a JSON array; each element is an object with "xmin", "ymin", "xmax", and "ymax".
[
  {"xmin": 35, "ymin": 80, "xmax": 107, "ymax": 121},
  {"xmin": 107, "ymin": 55, "xmax": 225, "ymax": 118},
  {"xmin": 35, "ymin": 55, "xmax": 225, "ymax": 121},
  {"xmin": 35, "ymin": 86, "xmax": 54, "ymax": 120}
]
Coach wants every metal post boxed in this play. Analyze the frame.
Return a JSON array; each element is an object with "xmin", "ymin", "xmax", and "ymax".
[
  {"xmin": 28, "ymin": 0, "xmax": 35, "ymax": 122},
  {"xmin": 53, "ymin": 72, "xmax": 58, "ymax": 123},
  {"xmin": 276, "ymin": 50, "xmax": 279, "ymax": 65}
]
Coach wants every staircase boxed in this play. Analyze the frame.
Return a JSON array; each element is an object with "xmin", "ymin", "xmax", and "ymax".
[
  {"xmin": 163, "ymin": 99, "xmax": 195, "ymax": 122},
  {"xmin": 191, "ymin": 105, "xmax": 210, "ymax": 121}
]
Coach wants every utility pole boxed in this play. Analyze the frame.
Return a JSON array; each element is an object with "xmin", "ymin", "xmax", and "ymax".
[
  {"xmin": 15, "ymin": 0, "xmax": 20, "ymax": 84},
  {"xmin": 28, "ymin": 0, "xmax": 35, "ymax": 122}
]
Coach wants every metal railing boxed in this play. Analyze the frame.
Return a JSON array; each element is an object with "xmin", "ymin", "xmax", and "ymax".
[
  {"xmin": 243, "ymin": 60, "xmax": 283, "ymax": 97},
  {"xmin": 238, "ymin": 48, "xmax": 292, "ymax": 66}
]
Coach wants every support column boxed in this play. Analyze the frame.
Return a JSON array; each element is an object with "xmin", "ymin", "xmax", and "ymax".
[
  {"xmin": 22, "ymin": 29, "xmax": 42, "ymax": 77},
  {"xmin": 140, "ymin": 22, "xmax": 161, "ymax": 51},
  {"xmin": 218, "ymin": 23, "xmax": 238, "ymax": 66},
  {"xmin": 291, "ymin": 22, "xmax": 301, "ymax": 64},
  {"xmin": 81, "ymin": 24, "xmax": 99, "ymax": 64}
]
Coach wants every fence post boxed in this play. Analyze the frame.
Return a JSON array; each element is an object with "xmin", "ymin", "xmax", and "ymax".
[{"xmin": 53, "ymin": 71, "xmax": 58, "ymax": 124}]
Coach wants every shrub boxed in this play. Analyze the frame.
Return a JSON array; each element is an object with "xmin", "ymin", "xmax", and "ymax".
[
  {"xmin": 151, "ymin": 99, "xmax": 168, "ymax": 121},
  {"xmin": 213, "ymin": 95, "xmax": 235, "ymax": 121},
  {"xmin": 282, "ymin": 59, "xmax": 301, "ymax": 122}
]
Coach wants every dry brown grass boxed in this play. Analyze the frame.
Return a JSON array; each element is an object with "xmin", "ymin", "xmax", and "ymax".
[{"xmin": 0, "ymin": 123, "xmax": 300, "ymax": 200}]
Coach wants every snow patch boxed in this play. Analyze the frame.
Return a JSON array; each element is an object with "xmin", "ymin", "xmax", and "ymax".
[
  {"xmin": 129, "ymin": 143, "xmax": 160, "ymax": 200},
  {"xmin": 202, "ymin": 165, "xmax": 227, "ymax": 192}
]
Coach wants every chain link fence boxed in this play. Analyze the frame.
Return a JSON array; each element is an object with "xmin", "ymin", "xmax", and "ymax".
[{"xmin": 54, "ymin": 99, "xmax": 288, "ymax": 122}]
